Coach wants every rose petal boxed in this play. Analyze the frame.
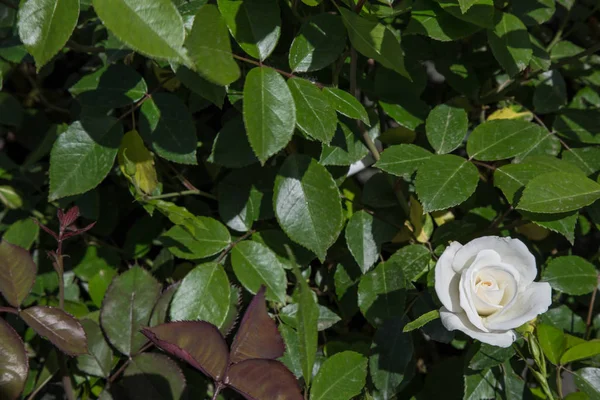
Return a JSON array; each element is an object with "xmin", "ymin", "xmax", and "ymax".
[
  {"xmin": 440, "ymin": 308, "xmax": 516, "ymax": 348},
  {"xmin": 459, "ymin": 250, "xmax": 502, "ymax": 332},
  {"xmin": 434, "ymin": 241, "xmax": 463, "ymax": 312},
  {"xmin": 484, "ymin": 282, "xmax": 552, "ymax": 331},
  {"xmin": 453, "ymin": 236, "xmax": 537, "ymax": 284}
]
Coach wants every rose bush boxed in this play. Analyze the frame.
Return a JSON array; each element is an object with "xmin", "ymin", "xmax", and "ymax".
[{"xmin": 436, "ymin": 236, "xmax": 552, "ymax": 347}]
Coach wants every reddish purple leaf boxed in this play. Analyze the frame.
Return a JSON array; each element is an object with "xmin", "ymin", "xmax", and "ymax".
[
  {"xmin": 0, "ymin": 240, "xmax": 37, "ymax": 308},
  {"xmin": 141, "ymin": 321, "xmax": 229, "ymax": 381},
  {"xmin": 19, "ymin": 306, "xmax": 88, "ymax": 356},
  {"xmin": 32, "ymin": 219, "xmax": 59, "ymax": 241},
  {"xmin": 226, "ymin": 359, "xmax": 303, "ymax": 400},
  {"xmin": 0, "ymin": 318, "xmax": 28, "ymax": 400},
  {"xmin": 58, "ymin": 206, "xmax": 80, "ymax": 229},
  {"xmin": 230, "ymin": 286, "xmax": 285, "ymax": 364}
]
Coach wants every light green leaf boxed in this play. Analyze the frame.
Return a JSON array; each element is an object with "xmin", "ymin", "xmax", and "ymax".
[
  {"xmin": 323, "ymin": 87, "xmax": 369, "ymax": 125},
  {"xmin": 280, "ymin": 304, "xmax": 341, "ymax": 332},
  {"xmin": 161, "ymin": 216, "xmax": 231, "ymax": 260},
  {"xmin": 244, "ymin": 67, "xmax": 296, "ymax": 164},
  {"xmin": 563, "ymin": 147, "xmax": 600, "ymax": 176},
  {"xmin": 407, "ymin": 0, "xmax": 481, "ymax": 42},
  {"xmin": 339, "ymin": 7, "xmax": 408, "ymax": 77},
  {"xmin": 345, "ymin": 210, "xmax": 397, "ymax": 274},
  {"xmin": 537, "ymin": 324, "xmax": 566, "ymax": 365},
  {"xmin": 573, "ymin": 368, "xmax": 600, "ymax": 400},
  {"xmin": 288, "ymin": 78, "xmax": 337, "ymax": 144},
  {"xmin": 379, "ymin": 98, "xmax": 430, "ymax": 130},
  {"xmin": 533, "ymin": 70, "xmax": 567, "ymax": 114},
  {"xmin": 426, "ymin": 103, "xmax": 468, "ymax": 154},
  {"xmin": 289, "ymin": 13, "xmax": 347, "ymax": 73},
  {"xmin": 358, "ymin": 259, "xmax": 406, "ymax": 327},
  {"xmin": 561, "ymin": 341, "xmax": 600, "ymax": 365},
  {"xmin": 17, "ymin": 0, "xmax": 79, "ymax": 68},
  {"xmin": 139, "ymin": 93, "xmax": 197, "ymax": 165},
  {"xmin": 467, "ymin": 119, "xmax": 547, "ymax": 161},
  {"xmin": 375, "ymin": 144, "xmax": 432, "ymax": 177},
  {"xmin": 517, "ymin": 172, "xmax": 600, "ymax": 213},
  {"xmin": 273, "ymin": 154, "xmax": 344, "ymax": 261},
  {"xmin": 279, "ymin": 324, "xmax": 302, "ymax": 378},
  {"xmin": 487, "ymin": 12, "xmax": 532, "ymax": 77},
  {"xmin": 310, "ymin": 351, "xmax": 368, "ymax": 400},
  {"xmin": 49, "ymin": 118, "xmax": 122, "ymax": 201},
  {"xmin": 415, "ymin": 154, "xmax": 479, "ymax": 212},
  {"xmin": 3, "ymin": 219, "xmax": 39, "ymax": 250},
  {"xmin": 217, "ymin": 0, "xmax": 280, "ymax": 61},
  {"xmin": 169, "ymin": 263, "xmax": 232, "ymax": 329},
  {"xmin": 185, "ymin": 4, "xmax": 240, "ymax": 85},
  {"xmin": 542, "ymin": 256, "xmax": 598, "ymax": 295},
  {"xmin": 100, "ymin": 266, "xmax": 162, "ymax": 356},
  {"xmin": 404, "ymin": 310, "xmax": 440, "ymax": 332},
  {"xmin": 231, "ymin": 241, "xmax": 287, "ymax": 303},
  {"xmin": 320, "ymin": 118, "xmax": 376, "ymax": 166},
  {"xmin": 92, "ymin": 0, "xmax": 186, "ymax": 60}
]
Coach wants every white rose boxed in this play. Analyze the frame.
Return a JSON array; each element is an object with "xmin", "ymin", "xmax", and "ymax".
[{"xmin": 435, "ymin": 236, "xmax": 552, "ymax": 347}]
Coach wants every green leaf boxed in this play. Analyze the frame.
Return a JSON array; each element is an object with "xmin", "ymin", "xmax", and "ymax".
[
  {"xmin": 173, "ymin": 64, "xmax": 226, "ymax": 108},
  {"xmin": 123, "ymin": 353, "xmax": 186, "ymax": 400},
  {"xmin": 375, "ymin": 144, "xmax": 432, "ymax": 177},
  {"xmin": 388, "ymin": 245, "xmax": 431, "ymax": 282},
  {"xmin": 512, "ymin": 0, "xmax": 555, "ymax": 26},
  {"xmin": 169, "ymin": 263, "xmax": 232, "ymax": 329},
  {"xmin": 435, "ymin": 0, "xmax": 495, "ymax": 28},
  {"xmin": 244, "ymin": 67, "xmax": 296, "ymax": 164},
  {"xmin": 288, "ymin": 78, "xmax": 337, "ymax": 144},
  {"xmin": 533, "ymin": 70, "xmax": 567, "ymax": 114},
  {"xmin": 573, "ymin": 368, "xmax": 600, "ymax": 400},
  {"xmin": 415, "ymin": 154, "xmax": 479, "ymax": 212},
  {"xmin": 76, "ymin": 319, "xmax": 113, "ymax": 378},
  {"xmin": 561, "ymin": 341, "xmax": 600, "ymax": 365},
  {"xmin": 139, "ymin": 93, "xmax": 198, "ymax": 165},
  {"xmin": 17, "ymin": 0, "xmax": 79, "ymax": 68},
  {"xmin": 89, "ymin": 268, "xmax": 117, "ymax": 308},
  {"xmin": 467, "ymin": 120, "xmax": 547, "ymax": 161},
  {"xmin": 542, "ymin": 256, "xmax": 598, "ymax": 295},
  {"xmin": 162, "ymin": 216, "xmax": 231, "ymax": 259},
  {"xmin": 370, "ymin": 317, "xmax": 413, "ymax": 397},
  {"xmin": 92, "ymin": 0, "xmax": 186, "ymax": 60},
  {"xmin": 289, "ymin": 13, "xmax": 347, "ymax": 73},
  {"xmin": 358, "ymin": 259, "xmax": 406, "ymax": 327},
  {"xmin": 100, "ymin": 266, "xmax": 162, "ymax": 356},
  {"xmin": 217, "ymin": 0, "xmax": 280, "ymax": 61},
  {"xmin": 231, "ymin": 241, "xmax": 287, "ymax": 303},
  {"xmin": 345, "ymin": 210, "xmax": 397, "ymax": 274},
  {"xmin": 0, "ymin": 318, "xmax": 28, "ymax": 400},
  {"xmin": 464, "ymin": 368, "xmax": 497, "ymax": 400},
  {"xmin": 149, "ymin": 283, "xmax": 179, "ymax": 327},
  {"xmin": 553, "ymin": 109, "xmax": 600, "ymax": 144},
  {"xmin": 407, "ymin": 0, "xmax": 481, "ymax": 42},
  {"xmin": 49, "ymin": 118, "xmax": 123, "ymax": 201},
  {"xmin": 2, "ymin": 218, "xmax": 39, "ymax": 250},
  {"xmin": 185, "ymin": 4, "xmax": 240, "ymax": 85},
  {"xmin": 537, "ymin": 324, "xmax": 566, "ymax": 365},
  {"xmin": 0, "ymin": 240, "xmax": 37, "ymax": 308},
  {"xmin": 380, "ymin": 98, "xmax": 429, "ymax": 130},
  {"xmin": 339, "ymin": 7, "xmax": 408, "ymax": 77},
  {"xmin": 0, "ymin": 93, "xmax": 23, "ymax": 128},
  {"xmin": 291, "ymin": 263, "xmax": 318, "ymax": 387},
  {"xmin": 540, "ymin": 305, "xmax": 586, "ymax": 335},
  {"xmin": 273, "ymin": 154, "xmax": 344, "ymax": 261},
  {"xmin": 487, "ymin": 12, "xmax": 532, "ymax": 77},
  {"xmin": 20, "ymin": 305, "xmax": 88, "ymax": 356},
  {"xmin": 426, "ymin": 103, "xmax": 468, "ymax": 154},
  {"xmin": 279, "ymin": 324, "xmax": 302, "ymax": 378},
  {"xmin": 404, "ymin": 310, "xmax": 440, "ymax": 332},
  {"xmin": 320, "ymin": 118, "xmax": 376, "ymax": 166},
  {"xmin": 563, "ymin": 147, "xmax": 600, "ymax": 176},
  {"xmin": 69, "ymin": 64, "xmax": 147, "ymax": 108},
  {"xmin": 525, "ymin": 211, "xmax": 578, "ymax": 245},
  {"xmin": 529, "ymin": 35, "xmax": 552, "ymax": 72},
  {"xmin": 517, "ymin": 172, "xmax": 600, "ymax": 213},
  {"xmin": 323, "ymin": 87, "xmax": 369, "ymax": 125},
  {"xmin": 209, "ymin": 116, "xmax": 258, "ymax": 168},
  {"xmin": 469, "ymin": 343, "xmax": 515, "ymax": 370},
  {"xmin": 310, "ymin": 351, "xmax": 368, "ymax": 400}
]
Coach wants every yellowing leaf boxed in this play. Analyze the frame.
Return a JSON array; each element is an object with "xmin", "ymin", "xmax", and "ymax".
[
  {"xmin": 118, "ymin": 130, "xmax": 159, "ymax": 195},
  {"xmin": 516, "ymin": 223, "xmax": 550, "ymax": 241},
  {"xmin": 432, "ymin": 210, "xmax": 455, "ymax": 226},
  {"xmin": 487, "ymin": 107, "xmax": 532, "ymax": 121},
  {"xmin": 379, "ymin": 126, "xmax": 416, "ymax": 145},
  {"xmin": 152, "ymin": 64, "xmax": 181, "ymax": 92},
  {"xmin": 393, "ymin": 196, "xmax": 433, "ymax": 243}
]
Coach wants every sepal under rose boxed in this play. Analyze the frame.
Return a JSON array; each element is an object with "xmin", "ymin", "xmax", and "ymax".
[{"xmin": 434, "ymin": 236, "xmax": 552, "ymax": 347}]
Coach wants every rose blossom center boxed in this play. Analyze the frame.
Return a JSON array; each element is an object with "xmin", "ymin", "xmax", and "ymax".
[{"xmin": 471, "ymin": 267, "xmax": 517, "ymax": 316}]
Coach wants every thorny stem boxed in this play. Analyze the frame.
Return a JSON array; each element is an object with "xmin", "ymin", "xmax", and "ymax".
[
  {"xmin": 211, "ymin": 383, "xmax": 224, "ymax": 400},
  {"xmin": 0, "ymin": 306, "xmax": 18, "ymax": 314}
]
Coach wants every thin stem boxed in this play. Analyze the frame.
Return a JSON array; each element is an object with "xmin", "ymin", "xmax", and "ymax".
[
  {"xmin": 546, "ymin": 4, "xmax": 573, "ymax": 51},
  {"xmin": 212, "ymin": 383, "xmax": 224, "ymax": 400},
  {"xmin": 471, "ymin": 160, "xmax": 496, "ymax": 170},
  {"xmin": 108, "ymin": 358, "xmax": 133, "ymax": 384},
  {"xmin": 216, "ymin": 230, "xmax": 256, "ymax": 264},
  {"xmin": 57, "ymin": 254, "xmax": 65, "ymax": 310},
  {"xmin": 0, "ymin": 0, "xmax": 17, "ymax": 9},
  {"xmin": 231, "ymin": 54, "xmax": 325, "ymax": 88},
  {"xmin": 585, "ymin": 278, "xmax": 599, "ymax": 340},
  {"xmin": 144, "ymin": 189, "xmax": 217, "ymax": 201},
  {"xmin": 556, "ymin": 366, "xmax": 564, "ymax": 399},
  {"xmin": 66, "ymin": 41, "xmax": 106, "ymax": 54},
  {"xmin": 0, "ymin": 306, "xmax": 18, "ymax": 314},
  {"xmin": 59, "ymin": 357, "xmax": 75, "ymax": 400},
  {"xmin": 354, "ymin": 0, "xmax": 367, "ymax": 13}
]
